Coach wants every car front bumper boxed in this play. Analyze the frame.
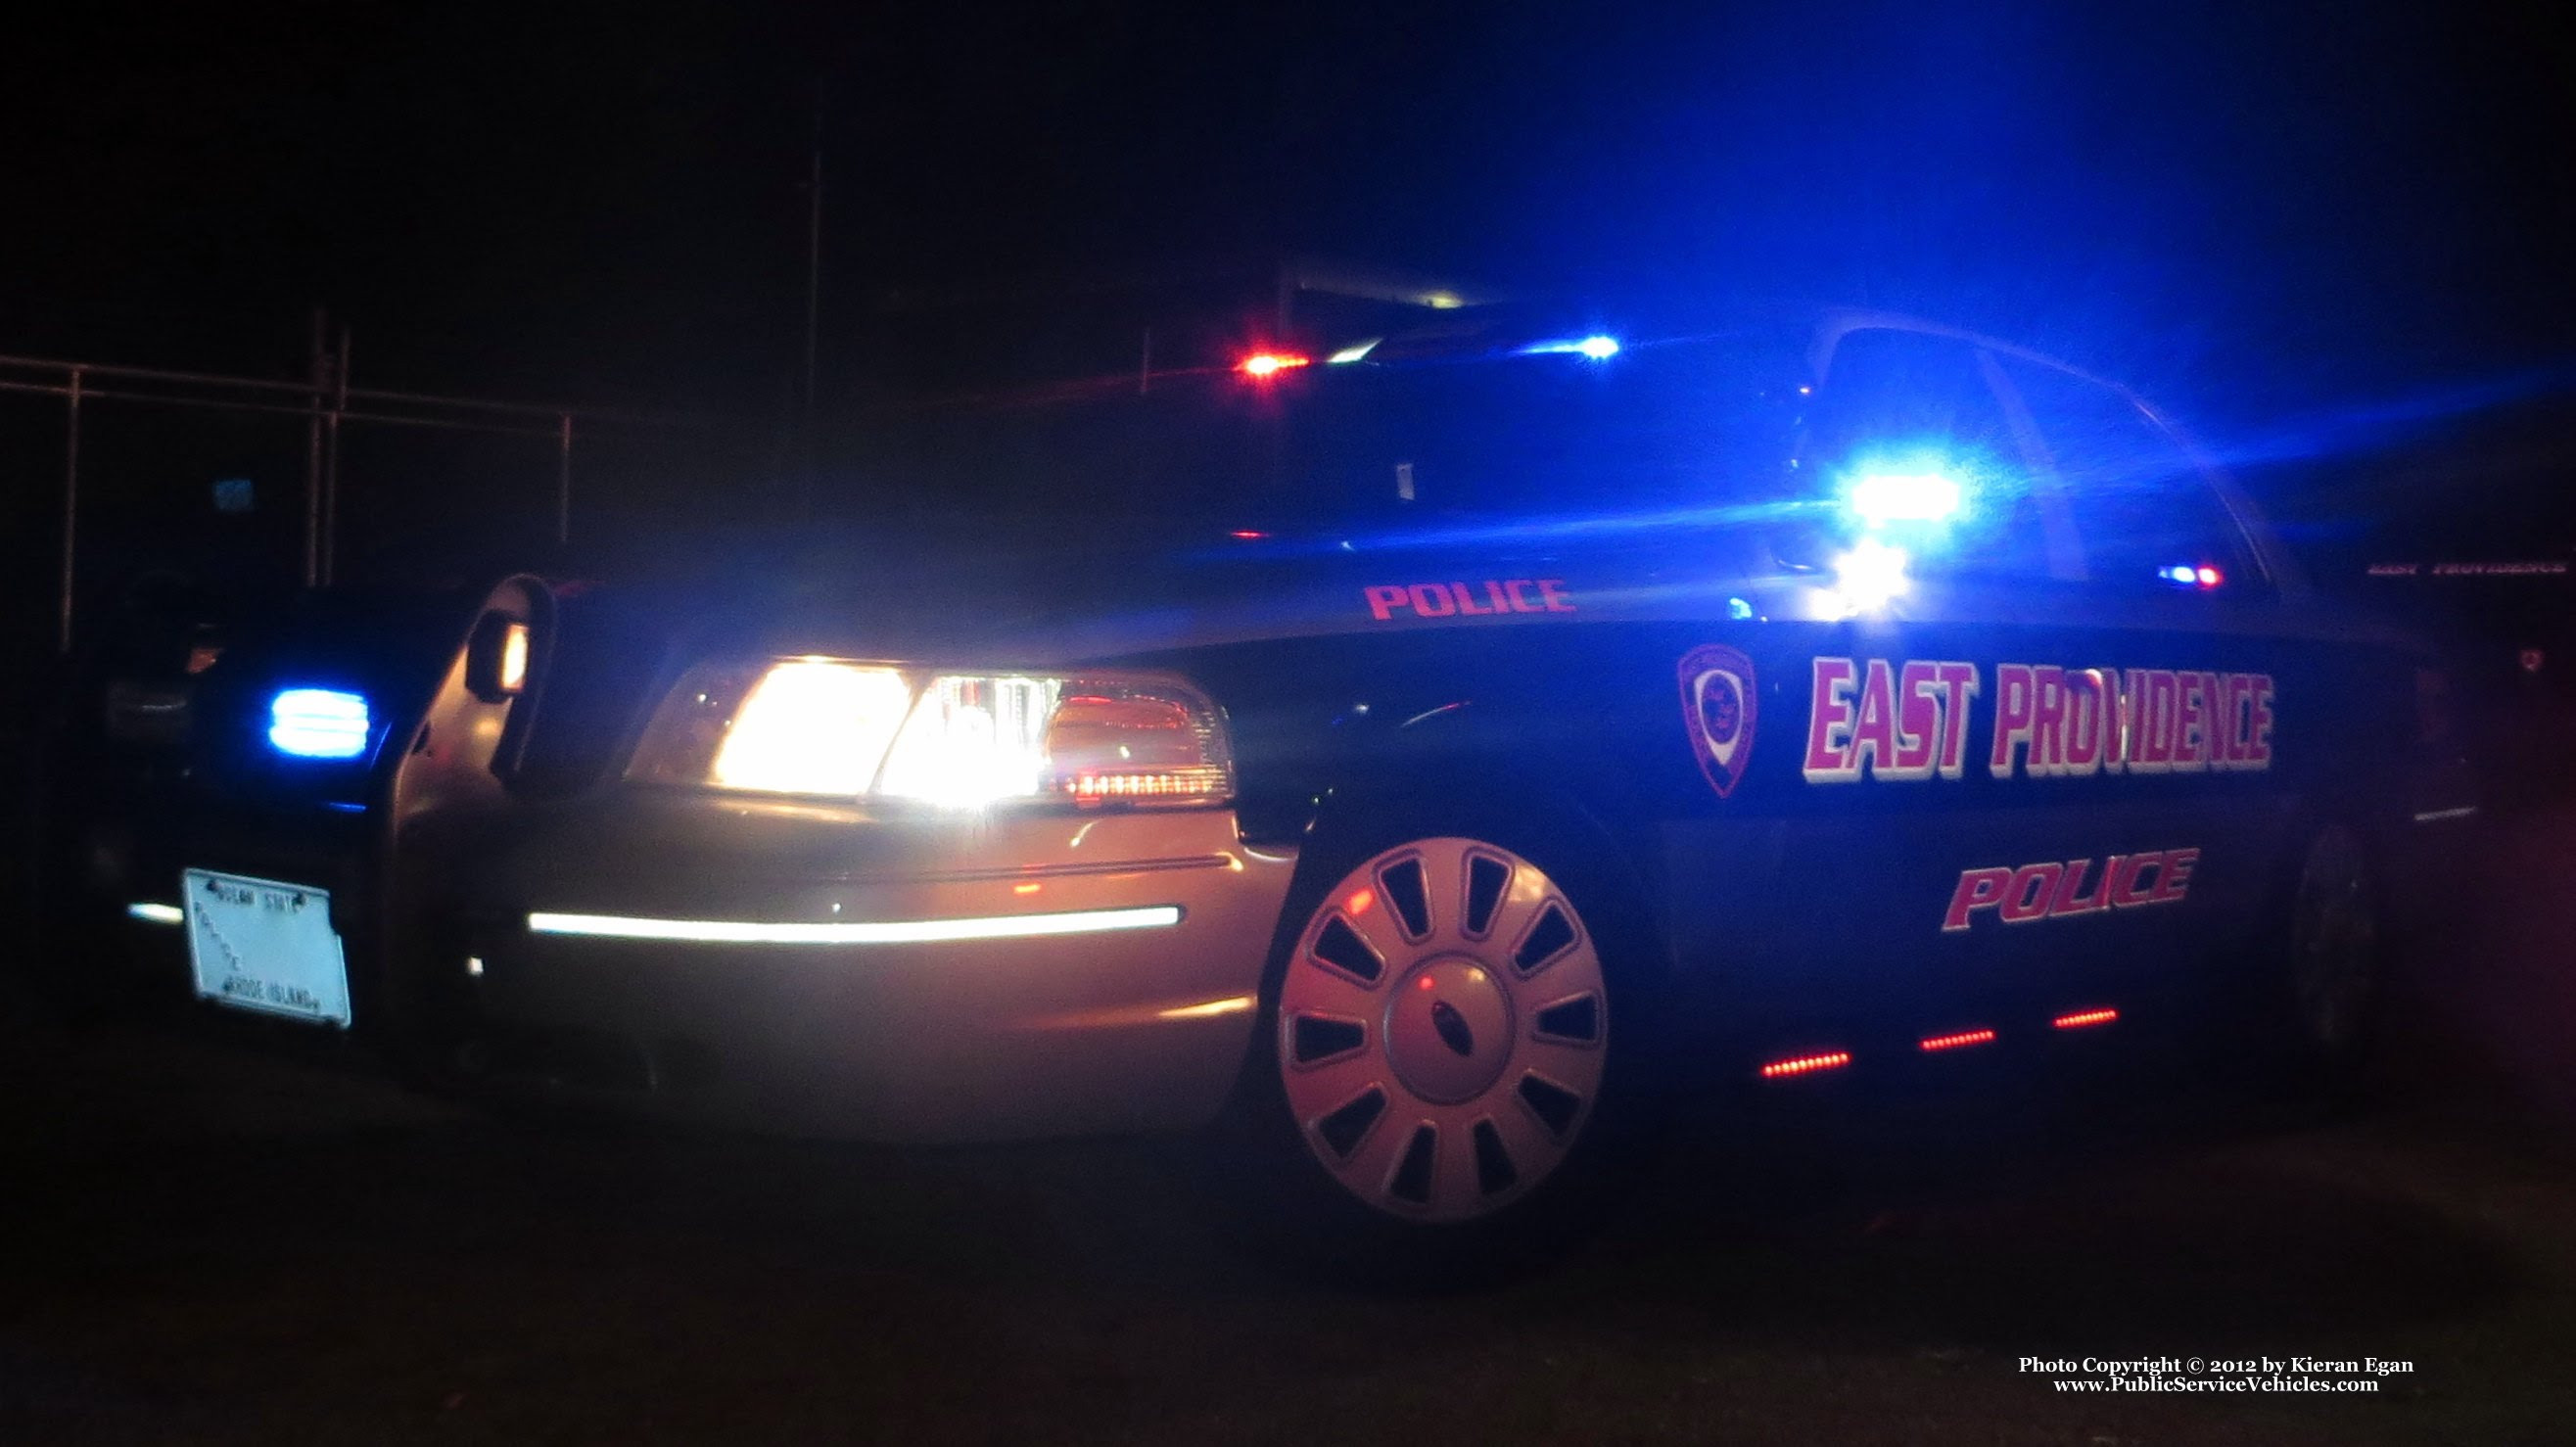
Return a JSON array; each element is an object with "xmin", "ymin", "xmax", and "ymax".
[{"xmin": 450, "ymin": 790, "xmax": 1297, "ymax": 1143}]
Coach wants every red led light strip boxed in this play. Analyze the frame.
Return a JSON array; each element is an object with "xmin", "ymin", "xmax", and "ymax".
[
  {"xmin": 1758, "ymin": 1050, "xmax": 1851, "ymax": 1080},
  {"xmin": 2052, "ymin": 1007, "xmax": 2119, "ymax": 1029},
  {"xmin": 1060, "ymin": 770, "xmax": 1228, "ymax": 800},
  {"xmin": 1918, "ymin": 1028, "xmax": 1996, "ymax": 1052}
]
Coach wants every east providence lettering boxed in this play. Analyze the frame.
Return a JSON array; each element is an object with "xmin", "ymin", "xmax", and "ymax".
[{"xmin": 1803, "ymin": 657, "xmax": 2276, "ymax": 784}]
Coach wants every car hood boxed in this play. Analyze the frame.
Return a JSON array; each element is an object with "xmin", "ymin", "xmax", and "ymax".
[{"xmin": 603, "ymin": 507, "xmax": 1796, "ymax": 668}]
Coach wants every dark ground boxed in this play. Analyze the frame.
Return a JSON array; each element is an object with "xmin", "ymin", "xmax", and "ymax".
[{"xmin": 7, "ymin": 808, "xmax": 2576, "ymax": 1445}]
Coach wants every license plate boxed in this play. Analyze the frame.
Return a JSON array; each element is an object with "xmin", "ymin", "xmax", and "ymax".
[{"xmin": 181, "ymin": 868, "xmax": 353, "ymax": 1028}]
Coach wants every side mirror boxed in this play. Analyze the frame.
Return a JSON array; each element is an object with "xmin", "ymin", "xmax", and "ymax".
[{"xmin": 463, "ymin": 613, "xmax": 532, "ymax": 704}]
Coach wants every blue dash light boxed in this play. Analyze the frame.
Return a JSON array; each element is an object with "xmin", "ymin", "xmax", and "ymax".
[{"xmin": 268, "ymin": 687, "xmax": 371, "ymax": 760}]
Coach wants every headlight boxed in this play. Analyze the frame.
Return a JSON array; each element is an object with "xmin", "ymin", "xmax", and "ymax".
[
  {"xmin": 627, "ymin": 657, "xmax": 1235, "ymax": 809},
  {"xmin": 714, "ymin": 660, "xmax": 913, "ymax": 796}
]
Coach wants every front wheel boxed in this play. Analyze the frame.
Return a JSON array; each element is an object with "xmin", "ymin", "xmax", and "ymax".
[
  {"xmin": 1207, "ymin": 821, "xmax": 1649, "ymax": 1274},
  {"xmin": 1280, "ymin": 834, "xmax": 1613, "ymax": 1223}
]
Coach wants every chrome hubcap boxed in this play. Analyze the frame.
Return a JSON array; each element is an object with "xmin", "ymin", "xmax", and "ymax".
[
  {"xmin": 2292, "ymin": 827, "xmax": 2377, "ymax": 1050},
  {"xmin": 1278, "ymin": 838, "xmax": 1608, "ymax": 1224},
  {"xmin": 1385, "ymin": 956, "xmax": 1514, "ymax": 1104}
]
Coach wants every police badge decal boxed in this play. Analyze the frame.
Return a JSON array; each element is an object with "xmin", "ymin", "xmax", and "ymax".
[{"xmin": 1679, "ymin": 643, "xmax": 1757, "ymax": 798}]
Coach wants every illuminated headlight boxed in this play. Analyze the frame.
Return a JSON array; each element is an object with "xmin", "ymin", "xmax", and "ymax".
[
  {"xmin": 628, "ymin": 658, "xmax": 1235, "ymax": 808},
  {"xmin": 712, "ymin": 660, "xmax": 912, "ymax": 795}
]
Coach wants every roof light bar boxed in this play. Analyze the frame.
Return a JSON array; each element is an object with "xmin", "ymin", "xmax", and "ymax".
[{"xmin": 526, "ymin": 904, "xmax": 1184, "ymax": 946}]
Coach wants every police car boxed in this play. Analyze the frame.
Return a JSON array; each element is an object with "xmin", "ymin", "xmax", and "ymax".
[{"xmin": 98, "ymin": 303, "xmax": 2473, "ymax": 1252}]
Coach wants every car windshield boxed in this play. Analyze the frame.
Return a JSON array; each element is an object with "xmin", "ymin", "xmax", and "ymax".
[{"xmin": 847, "ymin": 317, "xmax": 1813, "ymax": 534}]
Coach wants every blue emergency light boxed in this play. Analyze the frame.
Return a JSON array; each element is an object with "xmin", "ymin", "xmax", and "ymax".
[
  {"xmin": 1521, "ymin": 335, "xmax": 1622, "ymax": 360},
  {"xmin": 1847, "ymin": 472, "xmax": 1965, "ymax": 527},
  {"xmin": 267, "ymin": 687, "xmax": 372, "ymax": 760}
]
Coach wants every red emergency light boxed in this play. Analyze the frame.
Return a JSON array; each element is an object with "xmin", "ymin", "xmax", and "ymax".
[
  {"xmin": 1918, "ymin": 1028, "xmax": 1996, "ymax": 1052},
  {"xmin": 2052, "ymin": 1007, "xmax": 2119, "ymax": 1030},
  {"xmin": 1238, "ymin": 351, "xmax": 1310, "ymax": 378}
]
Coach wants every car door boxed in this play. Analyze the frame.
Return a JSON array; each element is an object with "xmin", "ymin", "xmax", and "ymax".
[
  {"xmin": 1670, "ymin": 322, "xmax": 2285, "ymax": 1054},
  {"xmin": 1991, "ymin": 352, "xmax": 2304, "ymax": 1004}
]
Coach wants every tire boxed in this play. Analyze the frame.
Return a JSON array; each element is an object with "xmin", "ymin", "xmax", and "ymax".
[{"xmin": 1203, "ymin": 805, "xmax": 1662, "ymax": 1282}]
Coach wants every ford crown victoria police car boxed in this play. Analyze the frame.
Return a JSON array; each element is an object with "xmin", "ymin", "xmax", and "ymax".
[{"xmin": 88, "ymin": 303, "xmax": 2473, "ymax": 1250}]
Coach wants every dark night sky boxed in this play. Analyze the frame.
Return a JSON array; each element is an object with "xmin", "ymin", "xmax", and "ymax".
[{"xmin": 11, "ymin": 1, "xmax": 2576, "ymax": 433}]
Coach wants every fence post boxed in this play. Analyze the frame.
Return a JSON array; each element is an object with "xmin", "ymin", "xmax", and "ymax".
[
  {"xmin": 320, "ymin": 326, "xmax": 351, "ymax": 586},
  {"xmin": 57, "ymin": 368, "xmax": 83, "ymax": 656},
  {"xmin": 556, "ymin": 412, "xmax": 574, "ymax": 545},
  {"xmin": 304, "ymin": 308, "xmax": 326, "ymax": 588}
]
